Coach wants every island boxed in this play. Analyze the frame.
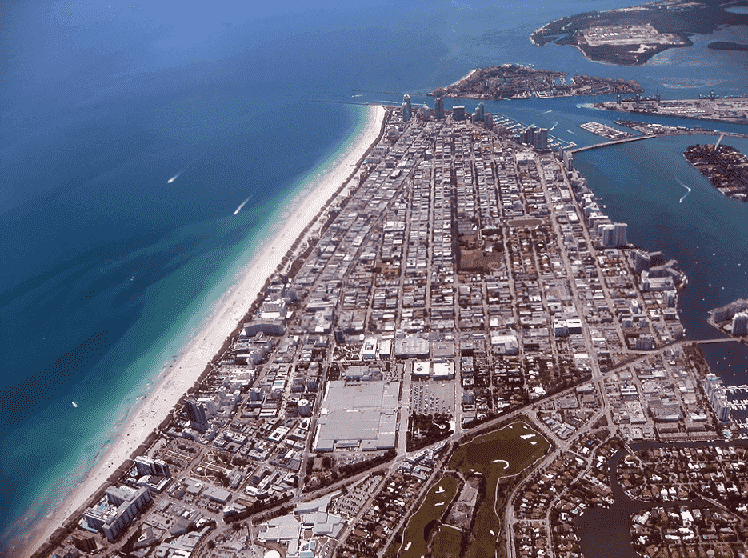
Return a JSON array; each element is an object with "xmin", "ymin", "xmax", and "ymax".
[
  {"xmin": 30, "ymin": 99, "xmax": 748, "ymax": 558},
  {"xmin": 596, "ymin": 94, "xmax": 748, "ymax": 124},
  {"xmin": 430, "ymin": 64, "xmax": 643, "ymax": 100},
  {"xmin": 532, "ymin": 0, "xmax": 748, "ymax": 66},
  {"xmin": 579, "ymin": 121, "xmax": 635, "ymax": 140},
  {"xmin": 709, "ymin": 41, "xmax": 748, "ymax": 51},
  {"xmin": 615, "ymin": 119, "xmax": 748, "ymax": 139},
  {"xmin": 684, "ymin": 143, "xmax": 748, "ymax": 201}
]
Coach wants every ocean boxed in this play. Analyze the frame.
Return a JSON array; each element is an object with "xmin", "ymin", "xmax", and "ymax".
[{"xmin": 1, "ymin": 0, "xmax": 746, "ymax": 552}]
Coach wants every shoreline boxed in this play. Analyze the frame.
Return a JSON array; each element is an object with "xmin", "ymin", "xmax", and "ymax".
[{"xmin": 18, "ymin": 104, "xmax": 387, "ymax": 558}]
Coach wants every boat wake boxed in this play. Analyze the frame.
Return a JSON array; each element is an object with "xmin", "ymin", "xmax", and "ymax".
[
  {"xmin": 676, "ymin": 179, "xmax": 691, "ymax": 203},
  {"xmin": 543, "ymin": 109, "xmax": 552, "ymax": 114},
  {"xmin": 167, "ymin": 167, "xmax": 188, "ymax": 184},
  {"xmin": 549, "ymin": 121, "xmax": 558, "ymax": 131},
  {"xmin": 234, "ymin": 195, "xmax": 252, "ymax": 215}
]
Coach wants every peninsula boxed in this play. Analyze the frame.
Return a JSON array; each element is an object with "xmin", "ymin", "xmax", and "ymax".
[
  {"xmin": 596, "ymin": 94, "xmax": 748, "ymax": 124},
  {"xmin": 27, "ymin": 100, "xmax": 748, "ymax": 558},
  {"xmin": 532, "ymin": 0, "xmax": 748, "ymax": 66},
  {"xmin": 430, "ymin": 64, "xmax": 642, "ymax": 100},
  {"xmin": 684, "ymin": 143, "xmax": 748, "ymax": 201}
]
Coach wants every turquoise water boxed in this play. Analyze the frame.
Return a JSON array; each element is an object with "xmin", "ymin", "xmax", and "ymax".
[{"xmin": 1, "ymin": 0, "xmax": 746, "ymax": 552}]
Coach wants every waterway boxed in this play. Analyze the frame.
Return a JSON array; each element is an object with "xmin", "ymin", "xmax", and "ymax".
[{"xmin": 576, "ymin": 440, "xmax": 748, "ymax": 558}]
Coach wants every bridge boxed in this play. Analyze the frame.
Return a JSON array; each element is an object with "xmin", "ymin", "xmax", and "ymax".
[
  {"xmin": 696, "ymin": 336, "xmax": 748, "ymax": 345},
  {"xmin": 570, "ymin": 135, "xmax": 655, "ymax": 153}
]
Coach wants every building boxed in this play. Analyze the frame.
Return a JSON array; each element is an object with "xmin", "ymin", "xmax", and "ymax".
[
  {"xmin": 402, "ymin": 94, "xmax": 412, "ymax": 122},
  {"xmin": 185, "ymin": 399, "xmax": 208, "ymax": 432},
  {"xmin": 536, "ymin": 127, "xmax": 548, "ymax": 150},
  {"xmin": 313, "ymin": 380, "xmax": 399, "ymax": 451},
  {"xmin": 394, "ymin": 336, "xmax": 430, "ymax": 358},
  {"xmin": 453, "ymin": 106, "xmax": 466, "ymax": 121},
  {"xmin": 733, "ymin": 312, "xmax": 748, "ymax": 336},
  {"xmin": 563, "ymin": 150, "xmax": 574, "ymax": 170},
  {"xmin": 83, "ymin": 486, "xmax": 152, "ymax": 542},
  {"xmin": 473, "ymin": 102, "xmax": 485, "ymax": 122},
  {"xmin": 361, "ymin": 337, "xmax": 378, "ymax": 360},
  {"xmin": 703, "ymin": 373, "xmax": 731, "ymax": 422},
  {"xmin": 600, "ymin": 224, "xmax": 616, "ymax": 247},
  {"xmin": 434, "ymin": 97, "xmax": 445, "ymax": 120},
  {"xmin": 614, "ymin": 222, "xmax": 627, "ymax": 247},
  {"xmin": 134, "ymin": 456, "xmax": 171, "ymax": 478}
]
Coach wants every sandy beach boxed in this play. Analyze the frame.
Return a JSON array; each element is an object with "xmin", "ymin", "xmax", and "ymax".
[{"xmin": 21, "ymin": 104, "xmax": 387, "ymax": 558}]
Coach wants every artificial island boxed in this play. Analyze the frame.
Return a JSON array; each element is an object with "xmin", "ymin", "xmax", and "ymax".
[
  {"xmin": 29, "ymin": 96, "xmax": 748, "ymax": 558},
  {"xmin": 684, "ymin": 142, "xmax": 748, "ymax": 201},
  {"xmin": 595, "ymin": 93, "xmax": 748, "ymax": 125},
  {"xmin": 429, "ymin": 65, "xmax": 642, "ymax": 100},
  {"xmin": 531, "ymin": 0, "xmax": 748, "ymax": 66}
]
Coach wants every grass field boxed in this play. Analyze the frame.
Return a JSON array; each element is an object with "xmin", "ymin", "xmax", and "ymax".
[
  {"xmin": 431, "ymin": 524, "xmax": 464, "ymax": 558},
  {"xmin": 448, "ymin": 421, "xmax": 550, "ymax": 558},
  {"xmin": 400, "ymin": 475, "xmax": 459, "ymax": 558}
]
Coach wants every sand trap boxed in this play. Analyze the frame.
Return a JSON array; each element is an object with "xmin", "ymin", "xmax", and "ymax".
[
  {"xmin": 520, "ymin": 433, "xmax": 536, "ymax": 440},
  {"xmin": 492, "ymin": 459, "xmax": 510, "ymax": 470}
]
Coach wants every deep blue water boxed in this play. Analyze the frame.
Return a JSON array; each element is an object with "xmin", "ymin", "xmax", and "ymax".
[{"xmin": 1, "ymin": 0, "xmax": 746, "ymax": 553}]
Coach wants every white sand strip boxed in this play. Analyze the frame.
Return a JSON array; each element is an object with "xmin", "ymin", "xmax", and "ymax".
[{"xmin": 22, "ymin": 104, "xmax": 387, "ymax": 558}]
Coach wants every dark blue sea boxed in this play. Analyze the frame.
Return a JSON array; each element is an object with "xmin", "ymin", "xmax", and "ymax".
[{"xmin": 1, "ymin": 0, "xmax": 746, "ymax": 553}]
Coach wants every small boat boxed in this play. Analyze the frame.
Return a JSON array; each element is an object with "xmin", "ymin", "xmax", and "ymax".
[{"xmin": 72, "ymin": 401, "xmax": 78, "ymax": 408}]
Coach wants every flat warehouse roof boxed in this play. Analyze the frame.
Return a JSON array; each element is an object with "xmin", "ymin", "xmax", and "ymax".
[{"xmin": 314, "ymin": 381, "xmax": 400, "ymax": 451}]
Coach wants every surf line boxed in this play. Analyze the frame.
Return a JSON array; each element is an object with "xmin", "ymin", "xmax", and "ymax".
[{"xmin": 677, "ymin": 179, "xmax": 691, "ymax": 203}]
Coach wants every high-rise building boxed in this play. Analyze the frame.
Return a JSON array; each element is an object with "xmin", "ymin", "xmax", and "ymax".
[
  {"xmin": 473, "ymin": 102, "xmax": 485, "ymax": 122},
  {"xmin": 453, "ymin": 106, "xmax": 466, "ymax": 121},
  {"xmin": 402, "ymin": 94, "xmax": 412, "ymax": 122},
  {"xmin": 600, "ymin": 224, "xmax": 616, "ymax": 247},
  {"xmin": 733, "ymin": 312, "xmax": 748, "ymax": 336},
  {"xmin": 134, "ymin": 455, "xmax": 171, "ymax": 478},
  {"xmin": 434, "ymin": 97, "xmax": 445, "ymax": 120},
  {"xmin": 614, "ymin": 222, "xmax": 628, "ymax": 247},
  {"xmin": 185, "ymin": 399, "xmax": 208, "ymax": 432},
  {"xmin": 536, "ymin": 128, "xmax": 548, "ymax": 150},
  {"xmin": 563, "ymin": 150, "xmax": 574, "ymax": 170}
]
